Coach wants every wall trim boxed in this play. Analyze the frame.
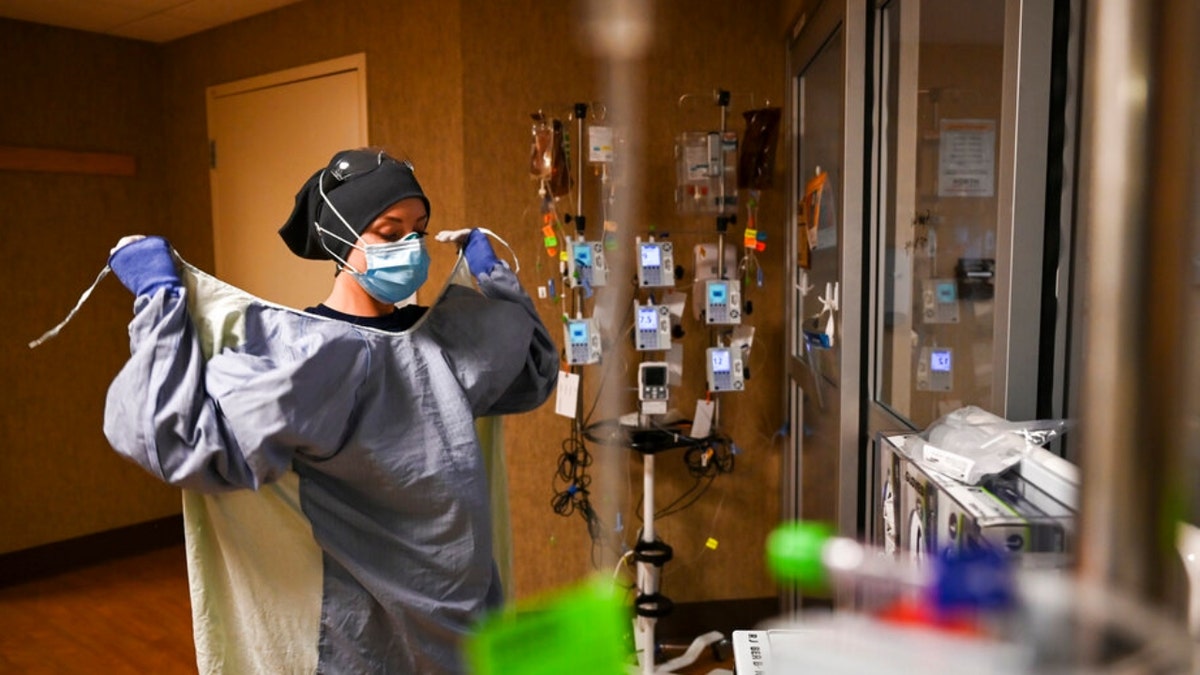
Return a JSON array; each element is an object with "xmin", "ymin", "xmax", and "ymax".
[
  {"xmin": 0, "ymin": 145, "xmax": 137, "ymax": 176},
  {"xmin": 0, "ymin": 515, "xmax": 184, "ymax": 588}
]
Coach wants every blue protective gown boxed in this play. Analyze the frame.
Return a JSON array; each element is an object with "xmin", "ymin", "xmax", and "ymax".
[{"xmin": 103, "ymin": 252, "xmax": 557, "ymax": 674}]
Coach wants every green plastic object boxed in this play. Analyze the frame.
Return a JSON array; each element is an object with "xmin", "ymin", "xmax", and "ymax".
[
  {"xmin": 765, "ymin": 520, "xmax": 835, "ymax": 592},
  {"xmin": 464, "ymin": 575, "xmax": 631, "ymax": 675}
]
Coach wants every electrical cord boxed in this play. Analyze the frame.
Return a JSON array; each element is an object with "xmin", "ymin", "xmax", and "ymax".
[
  {"xmin": 580, "ymin": 413, "xmax": 736, "ymax": 530},
  {"xmin": 621, "ymin": 430, "xmax": 737, "ymax": 524},
  {"xmin": 656, "ymin": 474, "xmax": 717, "ymax": 520},
  {"xmin": 580, "ymin": 294, "xmax": 638, "ymax": 427},
  {"xmin": 682, "ymin": 437, "xmax": 736, "ymax": 479},
  {"xmin": 582, "ymin": 417, "xmax": 706, "ymax": 455},
  {"xmin": 550, "ymin": 434, "xmax": 602, "ymax": 543}
]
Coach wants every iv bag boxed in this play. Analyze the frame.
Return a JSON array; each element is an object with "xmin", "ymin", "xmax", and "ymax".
[
  {"xmin": 529, "ymin": 113, "xmax": 572, "ymax": 197},
  {"xmin": 530, "ymin": 114, "xmax": 554, "ymax": 180},
  {"xmin": 738, "ymin": 107, "xmax": 781, "ymax": 190},
  {"xmin": 548, "ymin": 119, "xmax": 571, "ymax": 197},
  {"xmin": 675, "ymin": 131, "xmax": 738, "ymax": 216}
]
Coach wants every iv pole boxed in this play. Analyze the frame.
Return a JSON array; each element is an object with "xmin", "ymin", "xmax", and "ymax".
[
  {"xmin": 632, "ymin": 92, "xmax": 666, "ymax": 669},
  {"xmin": 714, "ymin": 88, "xmax": 732, "ymax": 433},
  {"xmin": 631, "ymin": 89, "xmax": 736, "ymax": 675},
  {"xmin": 570, "ymin": 103, "xmax": 588, "ymax": 454}
]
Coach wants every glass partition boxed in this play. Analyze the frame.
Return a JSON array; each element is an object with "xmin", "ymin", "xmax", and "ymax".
[
  {"xmin": 794, "ymin": 29, "xmax": 846, "ymax": 386},
  {"xmin": 875, "ymin": 0, "xmax": 1007, "ymax": 429}
]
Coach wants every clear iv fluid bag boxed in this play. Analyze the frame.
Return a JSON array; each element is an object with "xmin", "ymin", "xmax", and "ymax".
[{"xmin": 676, "ymin": 131, "xmax": 738, "ymax": 216}]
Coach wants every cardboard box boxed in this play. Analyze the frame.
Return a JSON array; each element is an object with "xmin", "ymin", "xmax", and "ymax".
[{"xmin": 876, "ymin": 434, "xmax": 1073, "ymax": 559}]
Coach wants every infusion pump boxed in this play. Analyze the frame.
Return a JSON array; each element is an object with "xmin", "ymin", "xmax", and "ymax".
[
  {"xmin": 704, "ymin": 279, "xmax": 741, "ymax": 325},
  {"xmin": 572, "ymin": 240, "xmax": 609, "ymax": 287},
  {"xmin": 636, "ymin": 238, "xmax": 675, "ymax": 288},
  {"xmin": 634, "ymin": 303, "xmax": 672, "ymax": 351},
  {"xmin": 916, "ymin": 345, "xmax": 952, "ymax": 392},
  {"xmin": 706, "ymin": 346, "xmax": 744, "ymax": 392},
  {"xmin": 564, "ymin": 317, "xmax": 601, "ymax": 366}
]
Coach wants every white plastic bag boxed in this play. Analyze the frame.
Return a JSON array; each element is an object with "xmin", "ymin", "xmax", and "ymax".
[{"xmin": 905, "ymin": 406, "xmax": 1071, "ymax": 485}]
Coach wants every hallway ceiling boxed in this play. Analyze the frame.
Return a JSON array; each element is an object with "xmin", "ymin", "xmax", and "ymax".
[{"xmin": 0, "ymin": 0, "xmax": 302, "ymax": 43}]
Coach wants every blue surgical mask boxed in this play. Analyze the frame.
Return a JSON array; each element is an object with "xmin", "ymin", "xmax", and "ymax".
[
  {"xmin": 348, "ymin": 233, "xmax": 430, "ymax": 304},
  {"xmin": 312, "ymin": 170, "xmax": 431, "ymax": 304}
]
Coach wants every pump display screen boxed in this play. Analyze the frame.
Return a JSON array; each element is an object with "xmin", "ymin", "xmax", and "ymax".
[
  {"xmin": 936, "ymin": 281, "xmax": 957, "ymax": 303},
  {"xmin": 568, "ymin": 322, "xmax": 589, "ymax": 345},
  {"xmin": 711, "ymin": 350, "xmax": 731, "ymax": 373},
  {"xmin": 642, "ymin": 366, "xmax": 667, "ymax": 387},
  {"xmin": 637, "ymin": 307, "xmax": 658, "ymax": 330},
  {"xmin": 640, "ymin": 244, "xmax": 662, "ymax": 267},
  {"xmin": 930, "ymin": 349, "xmax": 952, "ymax": 372},
  {"xmin": 574, "ymin": 243, "xmax": 592, "ymax": 266},
  {"xmin": 708, "ymin": 282, "xmax": 727, "ymax": 304}
]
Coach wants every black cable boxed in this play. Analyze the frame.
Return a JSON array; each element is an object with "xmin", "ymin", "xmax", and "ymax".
[
  {"xmin": 608, "ymin": 425, "xmax": 736, "ymax": 526},
  {"xmin": 581, "ymin": 295, "xmax": 635, "ymax": 427},
  {"xmin": 583, "ymin": 418, "xmax": 707, "ymax": 455},
  {"xmin": 657, "ymin": 474, "xmax": 717, "ymax": 520},
  {"xmin": 556, "ymin": 369, "xmax": 738, "ymax": 558},
  {"xmin": 682, "ymin": 438, "xmax": 736, "ymax": 479},
  {"xmin": 550, "ymin": 434, "xmax": 600, "ymax": 537},
  {"xmin": 630, "ymin": 473, "xmax": 706, "ymax": 524},
  {"xmin": 581, "ymin": 367, "xmax": 609, "ymax": 428},
  {"xmin": 550, "ymin": 430, "xmax": 629, "ymax": 573}
]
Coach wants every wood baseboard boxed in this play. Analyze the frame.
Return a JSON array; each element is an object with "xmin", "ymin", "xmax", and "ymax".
[{"xmin": 0, "ymin": 515, "xmax": 185, "ymax": 588}]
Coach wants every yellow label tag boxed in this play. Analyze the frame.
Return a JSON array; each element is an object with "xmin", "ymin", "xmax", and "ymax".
[{"xmin": 705, "ymin": 538, "xmax": 719, "ymax": 550}]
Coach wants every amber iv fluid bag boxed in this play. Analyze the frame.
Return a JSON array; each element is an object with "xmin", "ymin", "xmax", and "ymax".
[{"xmin": 530, "ymin": 112, "xmax": 571, "ymax": 198}]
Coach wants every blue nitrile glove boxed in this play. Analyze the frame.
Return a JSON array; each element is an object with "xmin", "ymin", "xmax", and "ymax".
[
  {"xmin": 108, "ymin": 236, "xmax": 181, "ymax": 297},
  {"xmin": 464, "ymin": 228, "xmax": 501, "ymax": 278}
]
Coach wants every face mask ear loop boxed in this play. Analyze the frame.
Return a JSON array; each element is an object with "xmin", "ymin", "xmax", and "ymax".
[
  {"xmin": 318, "ymin": 170, "xmax": 364, "ymax": 244},
  {"xmin": 312, "ymin": 221, "xmax": 366, "ymax": 275},
  {"xmin": 476, "ymin": 227, "xmax": 521, "ymax": 274},
  {"xmin": 315, "ymin": 170, "xmax": 370, "ymax": 274},
  {"xmin": 29, "ymin": 265, "xmax": 112, "ymax": 349}
]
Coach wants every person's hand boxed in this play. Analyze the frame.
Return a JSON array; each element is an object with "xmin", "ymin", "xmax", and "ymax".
[
  {"xmin": 108, "ymin": 235, "xmax": 181, "ymax": 297},
  {"xmin": 463, "ymin": 229, "xmax": 500, "ymax": 277},
  {"xmin": 436, "ymin": 228, "xmax": 500, "ymax": 277}
]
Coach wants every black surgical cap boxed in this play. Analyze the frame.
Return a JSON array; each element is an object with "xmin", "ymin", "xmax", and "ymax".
[{"xmin": 279, "ymin": 149, "xmax": 431, "ymax": 262}]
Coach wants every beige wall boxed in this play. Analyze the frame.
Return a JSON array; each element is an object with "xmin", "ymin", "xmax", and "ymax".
[
  {"xmin": 157, "ymin": 0, "xmax": 467, "ymax": 279},
  {"xmin": 458, "ymin": 0, "xmax": 786, "ymax": 601},
  {"xmin": 3, "ymin": 0, "xmax": 791, "ymax": 603},
  {"xmin": 780, "ymin": 0, "xmax": 824, "ymax": 40},
  {"xmin": 0, "ymin": 19, "xmax": 181, "ymax": 553}
]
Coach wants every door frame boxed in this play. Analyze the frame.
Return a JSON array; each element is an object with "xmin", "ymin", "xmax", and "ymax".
[
  {"xmin": 862, "ymin": 0, "xmax": 1063, "ymax": 541},
  {"xmin": 784, "ymin": 0, "xmax": 870, "ymax": 549},
  {"xmin": 205, "ymin": 53, "xmax": 368, "ymax": 306}
]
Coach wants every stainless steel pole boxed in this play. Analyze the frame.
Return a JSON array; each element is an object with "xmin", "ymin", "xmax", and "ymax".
[{"xmin": 1076, "ymin": 0, "xmax": 1197, "ymax": 615}]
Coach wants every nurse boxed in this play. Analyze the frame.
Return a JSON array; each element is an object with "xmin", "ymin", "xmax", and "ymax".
[{"xmin": 104, "ymin": 149, "xmax": 557, "ymax": 674}]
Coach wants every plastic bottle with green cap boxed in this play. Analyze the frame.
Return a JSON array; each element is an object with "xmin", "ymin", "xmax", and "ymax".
[
  {"xmin": 767, "ymin": 520, "xmax": 930, "ymax": 595},
  {"xmin": 767, "ymin": 520, "xmax": 1015, "ymax": 625},
  {"xmin": 765, "ymin": 520, "xmax": 837, "ymax": 592}
]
